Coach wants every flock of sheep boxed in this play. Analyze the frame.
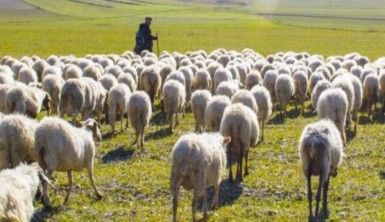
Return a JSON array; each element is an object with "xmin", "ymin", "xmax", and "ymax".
[{"xmin": 0, "ymin": 48, "xmax": 383, "ymax": 221}]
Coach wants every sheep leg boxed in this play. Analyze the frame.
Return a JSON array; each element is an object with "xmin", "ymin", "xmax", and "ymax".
[
  {"xmin": 212, "ymin": 183, "xmax": 219, "ymax": 209},
  {"xmin": 228, "ymin": 164, "xmax": 233, "ymax": 183},
  {"xmin": 120, "ymin": 112, "xmax": 124, "ymax": 132},
  {"xmin": 42, "ymin": 169, "xmax": 53, "ymax": 208},
  {"xmin": 169, "ymin": 113, "xmax": 174, "ymax": 133},
  {"xmin": 315, "ymin": 174, "xmax": 324, "ymax": 218},
  {"xmin": 87, "ymin": 166, "xmax": 103, "ymax": 199},
  {"xmin": 307, "ymin": 168, "xmax": 313, "ymax": 221},
  {"xmin": 140, "ymin": 125, "xmax": 145, "ymax": 152},
  {"xmin": 194, "ymin": 121, "xmax": 199, "ymax": 132},
  {"xmin": 321, "ymin": 175, "xmax": 331, "ymax": 218},
  {"xmin": 176, "ymin": 112, "xmax": 180, "ymax": 126},
  {"xmin": 192, "ymin": 190, "xmax": 198, "ymax": 222},
  {"xmin": 172, "ymin": 184, "xmax": 180, "ymax": 222},
  {"xmin": 244, "ymin": 149, "xmax": 249, "ymax": 177},
  {"xmin": 236, "ymin": 154, "xmax": 243, "ymax": 183},
  {"xmin": 63, "ymin": 170, "xmax": 73, "ymax": 205},
  {"xmin": 261, "ymin": 122, "xmax": 265, "ymax": 142},
  {"xmin": 202, "ymin": 187, "xmax": 208, "ymax": 221}
]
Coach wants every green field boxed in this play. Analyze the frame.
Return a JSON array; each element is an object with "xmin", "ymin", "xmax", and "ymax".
[{"xmin": 1, "ymin": 0, "xmax": 385, "ymax": 221}]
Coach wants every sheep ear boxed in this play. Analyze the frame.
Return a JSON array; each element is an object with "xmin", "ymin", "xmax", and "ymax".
[{"xmin": 223, "ymin": 137, "xmax": 231, "ymax": 144}]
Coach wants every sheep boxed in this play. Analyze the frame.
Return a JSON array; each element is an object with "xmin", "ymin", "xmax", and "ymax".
[
  {"xmin": 205, "ymin": 95, "xmax": 231, "ymax": 132},
  {"xmin": 363, "ymin": 73, "xmax": 379, "ymax": 119},
  {"xmin": 245, "ymin": 70, "xmax": 262, "ymax": 90},
  {"xmin": 0, "ymin": 71, "xmax": 14, "ymax": 84},
  {"xmin": 317, "ymin": 88, "xmax": 348, "ymax": 143},
  {"xmin": 190, "ymin": 90, "xmax": 212, "ymax": 132},
  {"xmin": 18, "ymin": 67, "xmax": 38, "ymax": 85},
  {"xmin": 379, "ymin": 71, "xmax": 385, "ymax": 114},
  {"xmin": 299, "ymin": 119, "xmax": 343, "ymax": 221},
  {"xmin": 293, "ymin": 70, "xmax": 308, "ymax": 114},
  {"xmin": 122, "ymin": 66, "xmax": 138, "ymax": 85},
  {"xmin": 193, "ymin": 69, "xmax": 212, "ymax": 91},
  {"xmin": 83, "ymin": 77, "xmax": 107, "ymax": 123},
  {"xmin": 42, "ymin": 66, "xmax": 61, "ymax": 80},
  {"xmin": 64, "ymin": 65, "xmax": 82, "ymax": 80},
  {"xmin": 127, "ymin": 91, "xmax": 152, "ymax": 151},
  {"xmin": 108, "ymin": 83, "xmax": 131, "ymax": 134},
  {"xmin": 170, "ymin": 133, "xmax": 230, "ymax": 222},
  {"xmin": 220, "ymin": 103, "xmax": 259, "ymax": 183},
  {"xmin": 83, "ymin": 65, "xmax": 103, "ymax": 81},
  {"xmin": 6, "ymin": 84, "xmax": 51, "ymax": 118},
  {"xmin": 32, "ymin": 59, "xmax": 49, "ymax": 81},
  {"xmin": 231, "ymin": 89, "xmax": 259, "ymax": 114},
  {"xmin": 118, "ymin": 73, "xmax": 137, "ymax": 92},
  {"xmin": 250, "ymin": 85, "xmax": 272, "ymax": 141},
  {"xmin": 311, "ymin": 80, "xmax": 331, "ymax": 111},
  {"xmin": 348, "ymin": 74, "xmax": 363, "ymax": 132},
  {"xmin": 275, "ymin": 74, "xmax": 295, "ymax": 117},
  {"xmin": 0, "ymin": 84, "xmax": 15, "ymax": 113},
  {"xmin": 0, "ymin": 163, "xmax": 51, "ymax": 222},
  {"xmin": 165, "ymin": 70, "xmax": 186, "ymax": 86},
  {"xmin": 216, "ymin": 80, "xmax": 241, "ymax": 99},
  {"xmin": 35, "ymin": 117, "xmax": 103, "ymax": 205},
  {"xmin": 99, "ymin": 73, "xmax": 118, "ymax": 91},
  {"xmin": 105, "ymin": 65, "xmax": 123, "ymax": 79},
  {"xmin": 179, "ymin": 66, "xmax": 194, "ymax": 102},
  {"xmin": 263, "ymin": 69, "xmax": 279, "ymax": 101},
  {"xmin": 163, "ymin": 80, "xmax": 185, "ymax": 133},
  {"xmin": 308, "ymin": 72, "xmax": 325, "ymax": 95},
  {"xmin": 0, "ymin": 114, "xmax": 39, "ymax": 171},
  {"xmin": 42, "ymin": 75, "xmax": 65, "ymax": 115},
  {"xmin": 331, "ymin": 75, "xmax": 355, "ymax": 128},
  {"xmin": 159, "ymin": 64, "xmax": 174, "ymax": 92},
  {"xmin": 139, "ymin": 65, "xmax": 161, "ymax": 110},
  {"xmin": 213, "ymin": 67, "xmax": 232, "ymax": 93}
]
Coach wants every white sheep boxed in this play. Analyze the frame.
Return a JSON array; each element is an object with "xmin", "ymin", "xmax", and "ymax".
[
  {"xmin": 118, "ymin": 73, "xmax": 137, "ymax": 92},
  {"xmin": 308, "ymin": 72, "xmax": 325, "ymax": 95},
  {"xmin": 348, "ymin": 74, "xmax": 363, "ymax": 132},
  {"xmin": 379, "ymin": 70, "xmax": 385, "ymax": 114},
  {"xmin": 250, "ymin": 85, "xmax": 272, "ymax": 141},
  {"xmin": 127, "ymin": 91, "xmax": 152, "ymax": 151},
  {"xmin": 363, "ymin": 73, "xmax": 379, "ymax": 118},
  {"xmin": 139, "ymin": 65, "xmax": 161, "ymax": 110},
  {"xmin": 108, "ymin": 83, "xmax": 131, "ymax": 134},
  {"xmin": 163, "ymin": 80, "xmax": 186, "ymax": 133},
  {"xmin": 311, "ymin": 80, "xmax": 330, "ymax": 111},
  {"xmin": 213, "ymin": 67, "xmax": 232, "ymax": 93},
  {"xmin": 263, "ymin": 69, "xmax": 278, "ymax": 101},
  {"xmin": 205, "ymin": 95, "xmax": 231, "ymax": 132},
  {"xmin": 331, "ymin": 75, "xmax": 355, "ymax": 128},
  {"xmin": 220, "ymin": 103, "xmax": 259, "ymax": 183},
  {"xmin": 18, "ymin": 67, "xmax": 38, "ymax": 85},
  {"xmin": 171, "ymin": 133, "xmax": 230, "ymax": 222},
  {"xmin": 231, "ymin": 89, "xmax": 258, "ymax": 114},
  {"xmin": 293, "ymin": 70, "xmax": 308, "ymax": 114},
  {"xmin": 64, "ymin": 65, "xmax": 83, "ymax": 80},
  {"xmin": 317, "ymin": 88, "xmax": 348, "ymax": 143},
  {"xmin": 216, "ymin": 80, "xmax": 241, "ymax": 99},
  {"xmin": 193, "ymin": 69, "xmax": 212, "ymax": 91},
  {"xmin": 83, "ymin": 65, "xmax": 103, "ymax": 81},
  {"xmin": 275, "ymin": 74, "xmax": 295, "ymax": 117},
  {"xmin": 245, "ymin": 70, "xmax": 262, "ymax": 90},
  {"xmin": 99, "ymin": 73, "xmax": 118, "ymax": 91},
  {"xmin": 190, "ymin": 90, "xmax": 212, "ymax": 132},
  {"xmin": 42, "ymin": 75, "xmax": 65, "ymax": 115},
  {"xmin": 299, "ymin": 119, "xmax": 343, "ymax": 221},
  {"xmin": 35, "ymin": 117, "xmax": 103, "ymax": 205}
]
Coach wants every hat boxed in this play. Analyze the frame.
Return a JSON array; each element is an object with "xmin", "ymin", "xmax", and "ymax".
[{"xmin": 145, "ymin": 17, "xmax": 152, "ymax": 21}]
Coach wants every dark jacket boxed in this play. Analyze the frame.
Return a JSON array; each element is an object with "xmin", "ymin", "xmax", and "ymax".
[{"xmin": 134, "ymin": 23, "xmax": 157, "ymax": 54}]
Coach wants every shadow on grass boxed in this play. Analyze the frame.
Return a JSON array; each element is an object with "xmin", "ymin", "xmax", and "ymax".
[
  {"xmin": 31, "ymin": 206, "xmax": 62, "ymax": 222},
  {"xmin": 303, "ymin": 109, "xmax": 317, "ymax": 118},
  {"xmin": 150, "ymin": 111, "xmax": 166, "ymax": 126},
  {"xmin": 146, "ymin": 127, "xmax": 172, "ymax": 140},
  {"xmin": 102, "ymin": 146, "xmax": 134, "ymax": 164},
  {"xmin": 269, "ymin": 114, "xmax": 285, "ymax": 125},
  {"xmin": 379, "ymin": 171, "xmax": 385, "ymax": 180}
]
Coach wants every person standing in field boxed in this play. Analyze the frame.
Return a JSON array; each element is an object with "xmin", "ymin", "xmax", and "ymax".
[{"xmin": 134, "ymin": 17, "xmax": 158, "ymax": 54}]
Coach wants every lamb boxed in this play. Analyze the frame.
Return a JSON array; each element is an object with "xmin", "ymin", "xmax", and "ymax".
[
  {"xmin": 220, "ymin": 103, "xmax": 259, "ymax": 183},
  {"xmin": 263, "ymin": 69, "xmax": 279, "ymax": 100},
  {"xmin": 0, "ymin": 114, "xmax": 39, "ymax": 170},
  {"xmin": 64, "ymin": 65, "xmax": 83, "ymax": 80},
  {"xmin": 190, "ymin": 90, "xmax": 212, "ymax": 132},
  {"xmin": 293, "ymin": 70, "xmax": 308, "ymax": 114},
  {"xmin": 299, "ymin": 119, "xmax": 343, "ymax": 221},
  {"xmin": 363, "ymin": 73, "xmax": 379, "ymax": 119},
  {"xmin": 18, "ymin": 67, "xmax": 38, "ymax": 85},
  {"xmin": 250, "ymin": 85, "xmax": 272, "ymax": 141},
  {"xmin": 42, "ymin": 75, "xmax": 65, "ymax": 115},
  {"xmin": 6, "ymin": 84, "xmax": 51, "ymax": 118},
  {"xmin": 108, "ymin": 83, "xmax": 131, "ymax": 134},
  {"xmin": 127, "ymin": 91, "xmax": 152, "ymax": 151},
  {"xmin": 317, "ymin": 88, "xmax": 348, "ymax": 143},
  {"xmin": 170, "ymin": 133, "xmax": 230, "ymax": 222},
  {"xmin": 331, "ymin": 75, "xmax": 355, "ymax": 128},
  {"xmin": 162, "ymin": 80, "xmax": 185, "ymax": 133},
  {"xmin": 193, "ymin": 69, "xmax": 212, "ymax": 91},
  {"xmin": 245, "ymin": 70, "xmax": 262, "ymax": 90},
  {"xmin": 205, "ymin": 95, "xmax": 231, "ymax": 132},
  {"xmin": 99, "ymin": 73, "xmax": 118, "ymax": 91},
  {"xmin": 0, "ymin": 163, "xmax": 51, "ymax": 222},
  {"xmin": 213, "ymin": 67, "xmax": 232, "ymax": 93},
  {"xmin": 348, "ymin": 74, "xmax": 363, "ymax": 132},
  {"xmin": 35, "ymin": 117, "xmax": 103, "ymax": 205},
  {"xmin": 275, "ymin": 74, "xmax": 295, "ymax": 117},
  {"xmin": 311, "ymin": 80, "xmax": 331, "ymax": 111},
  {"xmin": 118, "ymin": 73, "xmax": 137, "ymax": 92},
  {"xmin": 231, "ymin": 89, "xmax": 259, "ymax": 114},
  {"xmin": 216, "ymin": 80, "xmax": 241, "ymax": 99},
  {"xmin": 139, "ymin": 65, "xmax": 161, "ymax": 110}
]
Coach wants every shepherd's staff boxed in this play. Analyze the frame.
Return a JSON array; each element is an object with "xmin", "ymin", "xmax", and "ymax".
[{"xmin": 156, "ymin": 33, "xmax": 160, "ymax": 57}]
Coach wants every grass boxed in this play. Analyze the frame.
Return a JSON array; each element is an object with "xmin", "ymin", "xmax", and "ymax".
[{"xmin": 1, "ymin": 0, "xmax": 385, "ymax": 221}]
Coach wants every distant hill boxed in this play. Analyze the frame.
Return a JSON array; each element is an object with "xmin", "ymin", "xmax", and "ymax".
[{"xmin": 0, "ymin": 0, "xmax": 35, "ymax": 10}]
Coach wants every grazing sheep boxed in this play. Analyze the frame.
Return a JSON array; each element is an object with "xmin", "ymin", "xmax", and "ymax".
[
  {"xmin": 317, "ymin": 88, "xmax": 348, "ymax": 143},
  {"xmin": 0, "ymin": 163, "xmax": 50, "ymax": 222},
  {"xmin": 213, "ymin": 68, "xmax": 232, "ymax": 93},
  {"xmin": 42, "ymin": 66, "xmax": 61, "ymax": 80},
  {"xmin": 165, "ymin": 70, "xmax": 186, "ymax": 86},
  {"xmin": 311, "ymin": 80, "xmax": 331, "ymax": 110},
  {"xmin": 363, "ymin": 73, "xmax": 379, "ymax": 118},
  {"xmin": 139, "ymin": 65, "xmax": 161, "ymax": 109},
  {"xmin": 0, "ymin": 114, "xmax": 39, "ymax": 170},
  {"xmin": 42, "ymin": 75, "xmax": 65, "ymax": 115},
  {"xmin": 179, "ymin": 66, "xmax": 194, "ymax": 102},
  {"xmin": 299, "ymin": 119, "xmax": 343, "ymax": 221},
  {"xmin": 64, "ymin": 65, "xmax": 82, "ymax": 80},
  {"xmin": 99, "ymin": 73, "xmax": 118, "ymax": 91},
  {"xmin": 105, "ymin": 65, "xmax": 123, "ymax": 79},
  {"xmin": 32, "ymin": 59, "xmax": 49, "ymax": 81},
  {"xmin": 159, "ymin": 64, "xmax": 174, "ymax": 92},
  {"xmin": 216, "ymin": 80, "xmax": 241, "ymax": 99},
  {"xmin": 293, "ymin": 70, "xmax": 308, "ymax": 114},
  {"xmin": 220, "ymin": 103, "xmax": 259, "ymax": 183},
  {"xmin": 205, "ymin": 95, "xmax": 231, "ymax": 132},
  {"xmin": 18, "ymin": 67, "xmax": 38, "ymax": 85},
  {"xmin": 308, "ymin": 72, "xmax": 325, "ymax": 95},
  {"xmin": 193, "ymin": 69, "xmax": 212, "ymax": 90},
  {"xmin": 83, "ymin": 65, "xmax": 103, "ymax": 81},
  {"xmin": 263, "ymin": 69, "xmax": 279, "ymax": 100},
  {"xmin": 35, "ymin": 117, "xmax": 103, "ymax": 205},
  {"xmin": 275, "ymin": 74, "xmax": 295, "ymax": 116},
  {"xmin": 245, "ymin": 70, "xmax": 262, "ymax": 90},
  {"xmin": 231, "ymin": 89, "xmax": 259, "ymax": 114},
  {"xmin": 127, "ymin": 91, "xmax": 152, "ymax": 151},
  {"xmin": 108, "ymin": 83, "xmax": 131, "ymax": 134},
  {"xmin": 118, "ymin": 73, "xmax": 137, "ymax": 92},
  {"xmin": 163, "ymin": 80, "xmax": 186, "ymax": 133},
  {"xmin": 331, "ymin": 75, "xmax": 355, "ymax": 128},
  {"xmin": 190, "ymin": 90, "xmax": 212, "ymax": 132},
  {"xmin": 348, "ymin": 74, "xmax": 363, "ymax": 132},
  {"xmin": 250, "ymin": 85, "xmax": 272, "ymax": 141},
  {"xmin": 171, "ymin": 133, "xmax": 230, "ymax": 222}
]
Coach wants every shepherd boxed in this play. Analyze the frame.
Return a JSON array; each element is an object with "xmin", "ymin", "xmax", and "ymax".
[{"xmin": 134, "ymin": 17, "xmax": 158, "ymax": 55}]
